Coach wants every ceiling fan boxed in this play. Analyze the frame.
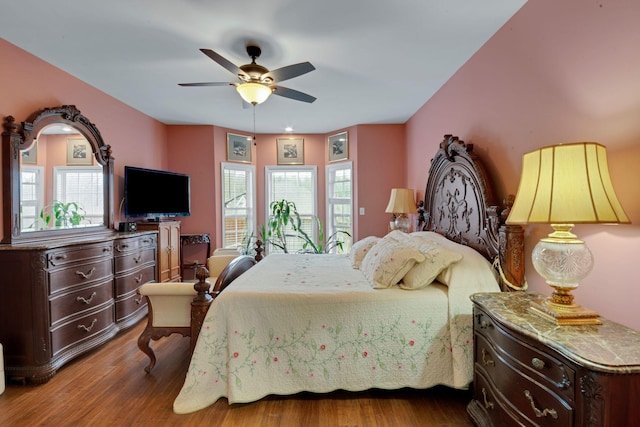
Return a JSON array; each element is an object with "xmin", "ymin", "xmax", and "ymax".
[{"xmin": 179, "ymin": 45, "xmax": 316, "ymax": 105}]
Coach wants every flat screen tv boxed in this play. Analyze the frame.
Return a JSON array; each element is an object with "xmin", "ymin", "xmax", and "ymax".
[{"xmin": 124, "ymin": 166, "xmax": 191, "ymax": 219}]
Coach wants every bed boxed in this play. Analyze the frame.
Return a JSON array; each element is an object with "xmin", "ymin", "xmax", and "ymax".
[{"xmin": 172, "ymin": 134, "xmax": 525, "ymax": 414}]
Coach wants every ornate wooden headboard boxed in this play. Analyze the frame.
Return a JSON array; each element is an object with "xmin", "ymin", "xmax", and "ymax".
[{"xmin": 417, "ymin": 135, "xmax": 525, "ymax": 292}]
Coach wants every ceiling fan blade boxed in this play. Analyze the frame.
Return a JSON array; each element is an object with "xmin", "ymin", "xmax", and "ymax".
[
  {"xmin": 178, "ymin": 82, "xmax": 234, "ymax": 87},
  {"xmin": 199, "ymin": 48, "xmax": 247, "ymax": 79},
  {"xmin": 271, "ymin": 85, "xmax": 317, "ymax": 103},
  {"xmin": 263, "ymin": 62, "xmax": 315, "ymax": 83}
]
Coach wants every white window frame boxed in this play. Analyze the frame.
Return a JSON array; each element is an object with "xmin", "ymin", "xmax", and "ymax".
[
  {"xmin": 20, "ymin": 165, "xmax": 45, "ymax": 231},
  {"xmin": 326, "ymin": 161, "xmax": 353, "ymax": 253},
  {"xmin": 53, "ymin": 165, "xmax": 104, "ymax": 226},
  {"xmin": 265, "ymin": 165, "xmax": 317, "ymax": 253},
  {"xmin": 221, "ymin": 162, "xmax": 256, "ymax": 251}
]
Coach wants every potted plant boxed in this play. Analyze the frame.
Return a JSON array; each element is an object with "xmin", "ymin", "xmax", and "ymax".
[
  {"xmin": 39, "ymin": 201, "xmax": 87, "ymax": 228},
  {"xmin": 263, "ymin": 199, "xmax": 350, "ymax": 254}
]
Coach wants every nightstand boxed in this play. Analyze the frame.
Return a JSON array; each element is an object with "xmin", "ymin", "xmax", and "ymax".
[{"xmin": 468, "ymin": 292, "xmax": 640, "ymax": 426}]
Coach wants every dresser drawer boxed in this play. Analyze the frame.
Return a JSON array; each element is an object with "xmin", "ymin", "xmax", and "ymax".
[
  {"xmin": 115, "ymin": 292, "xmax": 147, "ymax": 323},
  {"xmin": 476, "ymin": 333, "xmax": 574, "ymax": 426},
  {"xmin": 49, "ymin": 280, "xmax": 114, "ymax": 325},
  {"xmin": 475, "ymin": 309, "xmax": 575, "ymax": 400},
  {"xmin": 114, "ymin": 248, "xmax": 155, "ymax": 275},
  {"xmin": 49, "ymin": 258, "xmax": 114, "ymax": 294},
  {"xmin": 114, "ymin": 235, "xmax": 156, "ymax": 256},
  {"xmin": 46, "ymin": 243, "xmax": 113, "ymax": 268},
  {"xmin": 471, "ymin": 368, "xmax": 524, "ymax": 427},
  {"xmin": 50, "ymin": 303, "xmax": 115, "ymax": 357},
  {"xmin": 115, "ymin": 265, "xmax": 155, "ymax": 297}
]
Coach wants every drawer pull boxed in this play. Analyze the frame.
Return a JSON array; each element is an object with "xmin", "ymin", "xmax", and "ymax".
[
  {"xmin": 116, "ymin": 244, "xmax": 129, "ymax": 253},
  {"xmin": 49, "ymin": 253, "xmax": 68, "ymax": 266},
  {"xmin": 134, "ymin": 254, "xmax": 142, "ymax": 263},
  {"xmin": 135, "ymin": 297, "xmax": 144, "ymax": 305},
  {"xmin": 134, "ymin": 274, "xmax": 144, "ymax": 284},
  {"xmin": 103, "ymin": 247, "xmax": 112, "ymax": 253},
  {"xmin": 524, "ymin": 390, "xmax": 558, "ymax": 419},
  {"xmin": 481, "ymin": 348, "xmax": 495, "ymax": 367},
  {"xmin": 76, "ymin": 267, "xmax": 96, "ymax": 280},
  {"xmin": 531, "ymin": 357, "xmax": 545, "ymax": 370},
  {"xmin": 481, "ymin": 388, "xmax": 494, "ymax": 410},
  {"xmin": 76, "ymin": 292, "xmax": 97, "ymax": 305},
  {"xmin": 77, "ymin": 318, "xmax": 98, "ymax": 333},
  {"xmin": 476, "ymin": 313, "xmax": 492, "ymax": 329}
]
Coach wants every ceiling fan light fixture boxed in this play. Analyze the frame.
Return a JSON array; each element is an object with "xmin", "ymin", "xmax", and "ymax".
[{"xmin": 236, "ymin": 82, "xmax": 272, "ymax": 105}]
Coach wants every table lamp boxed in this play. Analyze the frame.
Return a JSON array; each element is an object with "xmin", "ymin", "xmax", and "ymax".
[
  {"xmin": 385, "ymin": 188, "xmax": 416, "ymax": 233},
  {"xmin": 506, "ymin": 142, "xmax": 629, "ymax": 325}
]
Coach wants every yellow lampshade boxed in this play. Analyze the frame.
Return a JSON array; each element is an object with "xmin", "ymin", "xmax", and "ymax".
[
  {"xmin": 385, "ymin": 188, "xmax": 416, "ymax": 214},
  {"xmin": 236, "ymin": 82, "xmax": 272, "ymax": 105},
  {"xmin": 507, "ymin": 142, "xmax": 629, "ymax": 225}
]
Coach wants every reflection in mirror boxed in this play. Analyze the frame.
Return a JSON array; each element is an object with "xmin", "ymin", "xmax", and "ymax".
[
  {"xmin": 19, "ymin": 124, "xmax": 104, "ymax": 232},
  {"xmin": 2, "ymin": 105, "xmax": 114, "ymax": 244}
]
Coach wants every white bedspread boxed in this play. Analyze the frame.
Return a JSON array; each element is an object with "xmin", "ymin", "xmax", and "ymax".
[{"xmin": 173, "ymin": 253, "xmax": 497, "ymax": 414}]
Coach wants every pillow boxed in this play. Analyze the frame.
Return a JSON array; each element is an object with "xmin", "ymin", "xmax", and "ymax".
[
  {"xmin": 361, "ymin": 237, "xmax": 425, "ymax": 289},
  {"xmin": 410, "ymin": 232, "xmax": 499, "ymax": 291},
  {"xmin": 400, "ymin": 238, "xmax": 463, "ymax": 290},
  {"xmin": 348, "ymin": 236, "xmax": 380, "ymax": 269}
]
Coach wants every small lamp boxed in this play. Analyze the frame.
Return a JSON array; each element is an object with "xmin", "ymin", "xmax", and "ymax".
[
  {"xmin": 236, "ymin": 82, "xmax": 272, "ymax": 105},
  {"xmin": 385, "ymin": 188, "xmax": 416, "ymax": 233},
  {"xmin": 507, "ymin": 142, "xmax": 629, "ymax": 325}
]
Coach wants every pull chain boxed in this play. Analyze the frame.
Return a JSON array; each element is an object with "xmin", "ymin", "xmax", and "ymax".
[{"xmin": 253, "ymin": 105, "xmax": 257, "ymax": 145}]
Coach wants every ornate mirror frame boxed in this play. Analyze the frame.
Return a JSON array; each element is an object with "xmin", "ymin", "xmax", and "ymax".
[{"xmin": 2, "ymin": 105, "xmax": 115, "ymax": 244}]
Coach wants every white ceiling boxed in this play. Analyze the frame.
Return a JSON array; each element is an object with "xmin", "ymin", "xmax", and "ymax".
[{"xmin": 0, "ymin": 0, "xmax": 526, "ymax": 134}]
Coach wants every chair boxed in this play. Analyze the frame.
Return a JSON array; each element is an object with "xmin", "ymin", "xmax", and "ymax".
[
  {"xmin": 136, "ymin": 253, "xmax": 254, "ymax": 373},
  {"xmin": 207, "ymin": 248, "xmax": 241, "ymax": 283}
]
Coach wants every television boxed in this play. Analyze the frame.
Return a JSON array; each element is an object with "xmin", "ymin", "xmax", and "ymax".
[{"xmin": 124, "ymin": 166, "xmax": 191, "ymax": 219}]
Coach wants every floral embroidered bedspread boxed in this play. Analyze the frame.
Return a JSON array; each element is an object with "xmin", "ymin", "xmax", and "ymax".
[{"xmin": 173, "ymin": 254, "xmax": 495, "ymax": 414}]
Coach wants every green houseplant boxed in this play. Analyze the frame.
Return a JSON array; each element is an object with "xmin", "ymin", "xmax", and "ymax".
[
  {"xmin": 263, "ymin": 199, "xmax": 350, "ymax": 254},
  {"xmin": 39, "ymin": 201, "xmax": 87, "ymax": 228}
]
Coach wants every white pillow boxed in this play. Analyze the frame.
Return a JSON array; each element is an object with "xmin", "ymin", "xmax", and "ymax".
[
  {"xmin": 410, "ymin": 231, "xmax": 499, "ymax": 290},
  {"xmin": 348, "ymin": 236, "xmax": 380, "ymax": 269},
  {"xmin": 361, "ymin": 236, "xmax": 425, "ymax": 289},
  {"xmin": 400, "ymin": 238, "xmax": 463, "ymax": 290}
]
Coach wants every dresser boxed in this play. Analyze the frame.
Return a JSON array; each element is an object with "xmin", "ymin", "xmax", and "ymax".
[
  {"xmin": 113, "ymin": 233, "xmax": 157, "ymax": 327},
  {"xmin": 468, "ymin": 292, "xmax": 640, "ymax": 427},
  {"xmin": 0, "ymin": 231, "xmax": 157, "ymax": 384}
]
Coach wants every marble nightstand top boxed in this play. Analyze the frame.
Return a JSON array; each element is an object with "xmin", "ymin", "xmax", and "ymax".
[{"xmin": 471, "ymin": 292, "xmax": 640, "ymax": 374}]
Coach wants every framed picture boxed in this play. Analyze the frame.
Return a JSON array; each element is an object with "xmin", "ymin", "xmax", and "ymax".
[
  {"xmin": 227, "ymin": 133, "xmax": 252, "ymax": 163},
  {"xmin": 21, "ymin": 141, "xmax": 38, "ymax": 164},
  {"xmin": 328, "ymin": 131, "xmax": 348, "ymax": 162},
  {"xmin": 277, "ymin": 138, "xmax": 304, "ymax": 165},
  {"xmin": 67, "ymin": 138, "xmax": 93, "ymax": 165}
]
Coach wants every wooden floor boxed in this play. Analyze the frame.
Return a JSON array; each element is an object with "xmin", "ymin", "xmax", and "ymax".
[{"xmin": 0, "ymin": 320, "xmax": 473, "ymax": 426}]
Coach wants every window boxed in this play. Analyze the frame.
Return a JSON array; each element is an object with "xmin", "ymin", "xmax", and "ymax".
[
  {"xmin": 53, "ymin": 166, "xmax": 103, "ymax": 226},
  {"xmin": 20, "ymin": 166, "xmax": 44, "ymax": 231},
  {"xmin": 326, "ymin": 162, "xmax": 353, "ymax": 253},
  {"xmin": 221, "ymin": 162, "xmax": 256, "ymax": 250},
  {"xmin": 265, "ymin": 166, "xmax": 317, "ymax": 253}
]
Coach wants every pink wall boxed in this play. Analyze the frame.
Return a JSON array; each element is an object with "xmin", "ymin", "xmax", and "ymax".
[
  {"xmin": 163, "ymin": 123, "xmax": 405, "ymax": 248},
  {"xmin": 354, "ymin": 124, "xmax": 406, "ymax": 239},
  {"xmin": 0, "ymin": 38, "xmax": 167, "ymax": 237},
  {"xmin": 406, "ymin": 0, "xmax": 640, "ymax": 329}
]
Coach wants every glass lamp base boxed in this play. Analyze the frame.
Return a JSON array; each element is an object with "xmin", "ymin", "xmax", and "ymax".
[
  {"xmin": 394, "ymin": 215, "xmax": 411, "ymax": 233},
  {"xmin": 530, "ymin": 224, "xmax": 600, "ymax": 325}
]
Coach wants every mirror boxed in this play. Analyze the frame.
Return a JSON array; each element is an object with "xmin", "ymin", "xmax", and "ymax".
[{"xmin": 2, "ymin": 105, "xmax": 114, "ymax": 244}]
